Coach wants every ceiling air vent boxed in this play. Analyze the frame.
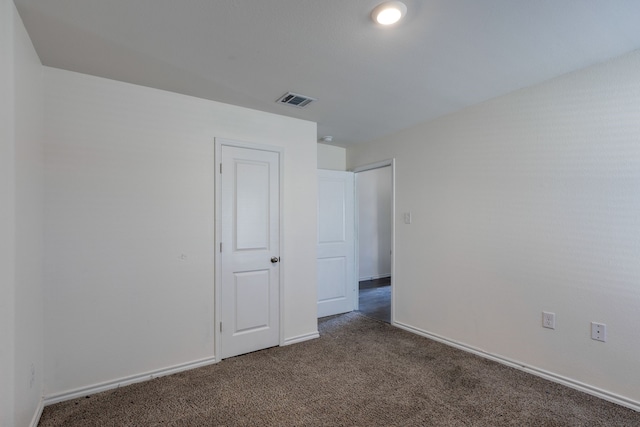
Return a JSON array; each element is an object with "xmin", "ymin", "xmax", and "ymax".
[{"xmin": 276, "ymin": 92, "xmax": 316, "ymax": 108}]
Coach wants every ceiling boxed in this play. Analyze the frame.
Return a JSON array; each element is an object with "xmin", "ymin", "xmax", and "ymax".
[{"xmin": 14, "ymin": 0, "xmax": 640, "ymax": 146}]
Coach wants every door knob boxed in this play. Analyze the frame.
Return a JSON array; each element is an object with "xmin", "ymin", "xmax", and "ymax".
[{"xmin": 271, "ymin": 256, "xmax": 280, "ymax": 263}]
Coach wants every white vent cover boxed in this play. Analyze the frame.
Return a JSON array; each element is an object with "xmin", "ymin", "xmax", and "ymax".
[{"xmin": 276, "ymin": 92, "xmax": 316, "ymax": 108}]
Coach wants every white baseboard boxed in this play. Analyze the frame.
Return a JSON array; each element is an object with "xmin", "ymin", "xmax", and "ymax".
[
  {"xmin": 359, "ymin": 274, "xmax": 391, "ymax": 281},
  {"xmin": 42, "ymin": 334, "xmax": 320, "ymax": 407},
  {"xmin": 29, "ymin": 397, "xmax": 44, "ymax": 427},
  {"xmin": 283, "ymin": 331, "xmax": 319, "ymax": 346},
  {"xmin": 43, "ymin": 356, "xmax": 217, "ymax": 406},
  {"xmin": 393, "ymin": 321, "xmax": 640, "ymax": 413}
]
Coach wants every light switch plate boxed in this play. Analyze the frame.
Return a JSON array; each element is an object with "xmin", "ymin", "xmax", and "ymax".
[
  {"xmin": 591, "ymin": 322, "xmax": 607, "ymax": 342},
  {"xmin": 404, "ymin": 212, "xmax": 411, "ymax": 224}
]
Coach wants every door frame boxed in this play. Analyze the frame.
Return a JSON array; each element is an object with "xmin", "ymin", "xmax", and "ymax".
[
  {"xmin": 214, "ymin": 137, "xmax": 285, "ymax": 360},
  {"xmin": 352, "ymin": 159, "xmax": 395, "ymax": 324}
]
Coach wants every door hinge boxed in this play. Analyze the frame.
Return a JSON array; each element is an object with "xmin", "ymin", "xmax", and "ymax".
[
  {"xmin": 219, "ymin": 322, "xmax": 222, "ymax": 332},
  {"xmin": 219, "ymin": 163, "xmax": 222, "ymax": 174},
  {"xmin": 220, "ymin": 242, "xmax": 222, "ymax": 252}
]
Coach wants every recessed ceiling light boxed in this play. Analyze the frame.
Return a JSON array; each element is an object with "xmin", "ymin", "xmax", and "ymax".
[{"xmin": 371, "ymin": 1, "xmax": 407, "ymax": 26}]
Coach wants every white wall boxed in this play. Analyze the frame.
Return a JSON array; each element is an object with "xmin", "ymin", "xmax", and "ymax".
[
  {"xmin": 357, "ymin": 167, "xmax": 392, "ymax": 280},
  {"xmin": 13, "ymin": 3, "xmax": 44, "ymax": 424},
  {"xmin": 0, "ymin": 1, "xmax": 17, "ymax": 424},
  {"xmin": 1, "ymin": 1, "xmax": 45, "ymax": 425},
  {"xmin": 43, "ymin": 67, "xmax": 318, "ymax": 399},
  {"xmin": 348, "ymin": 50, "xmax": 640, "ymax": 408},
  {"xmin": 317, "ymin": 143, "xmax": 346, "ymax": 170}
]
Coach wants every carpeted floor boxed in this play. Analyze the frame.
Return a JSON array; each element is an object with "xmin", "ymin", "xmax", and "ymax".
[{"xmin": 39, "ymin": 312, "xmax": 640, "ymax": 426}]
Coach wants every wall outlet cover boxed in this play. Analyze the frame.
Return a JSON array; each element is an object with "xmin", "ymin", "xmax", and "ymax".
[
  {"xmin": 542, "ymin": 311, "xmax": 556, "ymax": 329},
  {"xmin": 591, "ymin": 322, "xmax": 607, "ymax": 342}
]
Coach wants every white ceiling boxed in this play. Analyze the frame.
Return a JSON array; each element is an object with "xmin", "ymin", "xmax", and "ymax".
[{"xmin": 14, "ymin": 0, "xmax": 640, "ymax": 146}]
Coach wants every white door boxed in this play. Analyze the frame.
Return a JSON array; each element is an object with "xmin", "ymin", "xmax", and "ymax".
[
  {"xmin": 317, "ymin": 170, "xmax": 355, "ymax": 317},
  {"xmin": 218, "ymin": 143, "xmax": 280, "ymax": 359}
]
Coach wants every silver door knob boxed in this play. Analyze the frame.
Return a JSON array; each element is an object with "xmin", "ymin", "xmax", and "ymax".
[{"xmin": 271, "ymin": 256, "xmax": 280, "ymax": 263}]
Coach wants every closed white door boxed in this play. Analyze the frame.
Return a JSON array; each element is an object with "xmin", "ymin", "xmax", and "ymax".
[
  {"xmin": 317, "ymin": 170, "xmax": 355, "ymax": 317},
  {"xmin": 218, "ymin": 143, "xmax": 280, "ymax": 359}
]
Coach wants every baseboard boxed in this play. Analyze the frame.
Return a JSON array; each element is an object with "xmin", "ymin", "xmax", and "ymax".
[
  {"xmin": 283, "ymin": 331, "xmax": 319, "ymax": 346},
  {"xmin": 359, "ymin": 274, "xmax": 391, "ymax": 281},
  {"xmin": 393, "ymin": 321, "xmax": 640, "ymax": 413},
  {"xmin": 29, "ymin": 397, "xmax": 44, "ymax": 427},
  {"xmin": 43, "ymin": 356, "xmax": 217, "ymax": 406}
]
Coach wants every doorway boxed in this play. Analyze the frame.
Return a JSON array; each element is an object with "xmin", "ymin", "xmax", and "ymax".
[{"xmin": 355, "ymin": 161, "xmax": 394, "ymax": 323}]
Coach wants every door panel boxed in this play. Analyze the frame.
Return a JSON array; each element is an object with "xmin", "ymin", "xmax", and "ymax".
[
  {"xmin": 220, "ymin": 144, "xmax": 280, "ymax": 359},
  {"xmin": 318, "ymin": 179, "xmax": 347, "ymax": 243},
  {"xmin": 317, "ymin": 170, "xmax": 355, "ymax": 318},
  {"xmin": 235, "ymin": 161, "xmax": 270, "ymax": 250},
  {"xmin": 317, "ymin": 256, "xmax": 347, "ymax": 302},
  {"xmin": 234, "ymin": 270, "xmax": 271, "ymax": 334}
]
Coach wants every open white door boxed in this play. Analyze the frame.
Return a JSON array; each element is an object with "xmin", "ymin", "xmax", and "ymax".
[
  {"xmin": 218, "ymin": 142, "xmax": 281, "ymax": 359},
  {"xmin": 317, "ymin": 170, "xmax": 355, "ymax": 317}
]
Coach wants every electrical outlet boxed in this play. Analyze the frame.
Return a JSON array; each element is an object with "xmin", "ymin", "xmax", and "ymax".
[
  {"xmin": 591, "ymin": 322, "xmax": 607, "ymax": 342},
  {"xmin": 542, "ymin": 311, "xmax": 556, "ymax": 329}
]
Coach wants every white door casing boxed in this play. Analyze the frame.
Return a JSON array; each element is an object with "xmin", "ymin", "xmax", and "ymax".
[
  {"xmin": 317, "ymin": 170, "xmax": 355, "ymax": 318},
  {"xmin": 216, "ymin": 139, "xmax": 281, "ymax": 359}
]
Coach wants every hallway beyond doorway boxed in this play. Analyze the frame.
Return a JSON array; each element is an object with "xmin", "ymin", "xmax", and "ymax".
[{"xmin": 358, "ymin": 277, "xmax": 390, "ymax": 323}]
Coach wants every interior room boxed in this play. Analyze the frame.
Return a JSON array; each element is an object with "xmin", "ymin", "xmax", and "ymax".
[
  {"xmin": 3, "ymin": 1, "xmax": 640, "ymax": 425},
  {"xmin": 356, "ymin": 165, "xmax": 393, "ymax": 323}
]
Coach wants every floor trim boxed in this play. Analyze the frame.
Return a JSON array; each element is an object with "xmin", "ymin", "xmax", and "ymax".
[
  {"xmin": 283, "ymin": 331, "xmax": 319, "ymax": 346},
  {"xmin": 394, "ymin": 321, "xmax": 640, "ymax": 413},
  {"xmin": 43, "ymin": 356, "xmax": 217, "ymax": 406},
  {"xmin": 358, "ymin": 274, "xmax": 391, "ymax": 281},
  {"xmin": 29, "ymin": 397, "xmax": 44, "ymax": 427}
]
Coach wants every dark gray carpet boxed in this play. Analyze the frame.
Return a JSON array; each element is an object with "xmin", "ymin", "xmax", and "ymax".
[
  {"xmin": 359, "ymin": 285, "xmax": 391, "ymax": 323},
  {"xmin": 39, "ymin": 312, "xmax": 639, "ymax": 426}
]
